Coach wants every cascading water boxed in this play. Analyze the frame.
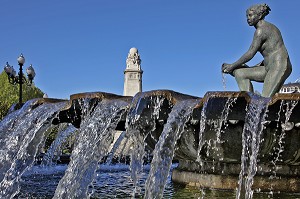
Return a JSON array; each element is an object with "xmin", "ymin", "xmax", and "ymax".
[
  {"xmin": 207, "ymin": 97, "xmax": 238, "ymax": 164},
  {"xmin": 222, "ymin": 73, "xmax": 227, "ymax": 91},
  {"xmin": 126, "ymin": 95, "xmax": 166, "ymax": 197},
  {"xmin": 268, "ymin": 100, "xmax": 298, "ymax": 194},
  {"xmin": 1, "ymin": 90, "xmax": 299, "ymax": 198},
  {"xmin": 42, "ymin": 124, "xmax": 77, "ymax": 166},
  {"xmin": 144, "ymin": 98, "xmax": 200, "ymax": 198},
  {"xmin": 215, "ymin": 97, "xmax": 237, "ymax": 145},
  {"xmin": 274, "ymin": 100, "xmax": 298, "ymax": 164},
  {"xmin": 53, "ymin": 98, "xmax": 129, "ymax": 199},
  {"xmin": 127, "ymin": 128, "xmax": 145, "ymax": 197},
  {"xmin": 105, "ymin": 130, "xmax": 126, "ymax": 165},
  {"xmin": 0, "ymin": 99, "xmax": 38, "ymax": 134},
  {"xmin": 0, "ymin": 99, "xmax": 67, "ymax": 198},
  {"xmin": 236, "ymin": 94, "xmax": 271, "ymax": 199},
  {"xmin": 196, "ymin": 94, "xmax": 225, "ymax": 164},
  {"xmin": 196, "ymin": 99, "xmax": 208, "ymax": 163},
  {"xmin": 0, "ymin": 99, "xmax": 37, "ymax": 182}
]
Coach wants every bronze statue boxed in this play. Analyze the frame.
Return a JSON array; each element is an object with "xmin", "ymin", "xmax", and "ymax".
[{"xmin": 222, "ymin": 3, "xmax": 292, "ymax": 97}]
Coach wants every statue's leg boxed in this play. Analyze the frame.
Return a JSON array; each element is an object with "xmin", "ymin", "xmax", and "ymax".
[
  {"xmin": 262, "ymin": 59, "xmax": 292, "ymax": 97},
  {"xmin": 233, "ymin": 66, "xmax": 266, "ymax": 92}
]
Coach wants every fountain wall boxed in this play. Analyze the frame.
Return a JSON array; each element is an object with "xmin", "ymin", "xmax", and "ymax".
[
  {"xmin": 2, "ymin": 90, "xmax": 300, "ymax": 198},
  {"xmin": 52, "ymin": 90, "xmax": 300, "ymax": 195}
]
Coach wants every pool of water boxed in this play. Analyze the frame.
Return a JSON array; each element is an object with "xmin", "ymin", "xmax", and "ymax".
[{"xmin": 16, "ymin": 164, "xmax": 300, "ymax": 198}]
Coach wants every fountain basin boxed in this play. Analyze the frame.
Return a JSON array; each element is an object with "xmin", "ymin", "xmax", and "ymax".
[
  {"xmin": 124, "ymin": 90, "xmax": 300, "ymax": 192},
  {"xmin": 51, "ymin": 90, "xmax": 300, "ymax": 193}
]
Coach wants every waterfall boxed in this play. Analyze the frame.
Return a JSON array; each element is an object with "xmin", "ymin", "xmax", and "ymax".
[
  {"xmin": 144, "ymin": 99, "xmax": 200, "ymax": 198},
  {"xmin": 273, "ymin": 100, "xmax": 298, "ymax": 164},
  {"xmin": 126, "ymin": 95, "xmax": 166, "ymax": 197},
  {"xmin": 236, "ymin": 94, "xmax": 270, "ymax": 199},
  {"xmin": 42, "ymin": 124, "xmax": 77, "ymax": 166},
  {"xmin": 105, "ymin": 130, "xmax": 126, "ymax": 165},
  {"xmin": 0, "ymin": 100, "xmax": 67, "ymax": 198},
  {"xmin": 208, "ymin": 97, "xmax": 238, "ymax": 163},
  {"xmin": 268, "ymin": 100, "xmax": 298, "ymax": 194},
  {"xmin": 215, "ymin": 97, "xmax": 237, "ymax": 144},
  {"xmin": 0, "ymin": 99, "xmax": 37, "ymax": 133},
  {"xmin": 196, "ymin": 99, "xmax": 208, "ymax": 163},
  {"xmin": 53, "ymin": 98, "xmax": 129, "ymax": 199}
]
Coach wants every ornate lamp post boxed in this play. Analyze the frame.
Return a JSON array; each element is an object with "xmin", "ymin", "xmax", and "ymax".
[{"xmin": 3, "ymin": 53, "xmax": 36, "ymax": 107}]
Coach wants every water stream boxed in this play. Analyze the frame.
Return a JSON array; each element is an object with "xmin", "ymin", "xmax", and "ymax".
[
  {"xmin": 222, "ymin": 73, "xmax": 227, "ymax": 91},
  {"xmin": 53, "ymin": 98, "xmax": 129, "ymax": 199},
  {"xmin": 205, "ymin": 97, "xmax": 238, "ymax": 163},
  {"xmin": 144, "ymin": 98, "xmax": 201, "ymax": 198},
  {"xmin": 42, "ymin": 124, "xmax": 77, "ymax": 166},
  {"xmin": 105, "ymin": 130, "xmax": 126, "ymax": 165},
  {"xmin": 268, "ymin": 100, "xmax": 298, "ymax": 194},
  {"xmin": 196, "ymin": 99, "xmax": 208, "ymax": 164},
  {"xmin": 236, "ymin": 95, "xmax": 271, "ymax": 199},
  {"xmin": 274, "ymin": 100, "xmax": 298, "ymax": 164},
  {"xmin": 0, "ymin": 100, "xmax": 67, "ymax": 198},
  {"xmin": 126, "ymin": 95, "xmax": 166, "ymax": 197}
]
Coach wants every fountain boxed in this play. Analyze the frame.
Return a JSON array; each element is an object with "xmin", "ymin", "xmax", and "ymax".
[
  {"xmin": 1, "ymin": 89, "xmax": 300, "ymax": 198},
  {"xmin": 1, "ymin": 3, "xmax": 299, "ymax": 198},
  {"xmin": 0, "ymin": 87, "xmax": 300, "ymax": 198}
]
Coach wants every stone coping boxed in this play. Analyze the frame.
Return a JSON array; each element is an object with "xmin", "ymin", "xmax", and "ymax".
[
  {"xmin": 32, "ymin": 98, "xmax": 68, "ymax": 107},
  {"xmin": 52, "ymin": 91, "xmax": 300, "ymax": 115},
  {"xmin": 69, "ymin": 92, "xmax": 131, "ymax": 101},
  {"xmin": 172, "ymin": 169, "xmax": 300, "ymax": 192},
  {"xmin": 59, "ymin": 92, "xmax": 133, "ymax": 111},
  {"xmin": 269, "ymin": 93, "xmax": 300, "ymax": 105},
  {"xmin": 52, "ymin": 90, "xmax": 300, "ymax": 127},
  {"xmin": 131, "ymin": 90, "xmax": 199, "ymax": 106},
  {"xmin": 191, "ymin": 91, "xmax": 300, "ymax": 122},
  {"xmin": 197, "ymin": 91, "xmax": 300, "ymax": 107}
]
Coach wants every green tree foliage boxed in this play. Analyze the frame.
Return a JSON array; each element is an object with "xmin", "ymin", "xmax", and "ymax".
[{"xmin": 0, "ymin": 71, "xmax": 44, "ymax": 120}]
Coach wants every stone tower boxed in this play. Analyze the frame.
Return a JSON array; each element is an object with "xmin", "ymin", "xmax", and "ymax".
[{"xmin": 123, "ymin": 47, "xmax": 143, "ymax": 96}]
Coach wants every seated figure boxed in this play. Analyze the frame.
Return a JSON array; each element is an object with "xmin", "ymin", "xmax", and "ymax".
[{"xmin": 222, "ymin": 3, "xmax": 292, "ymax": 97}]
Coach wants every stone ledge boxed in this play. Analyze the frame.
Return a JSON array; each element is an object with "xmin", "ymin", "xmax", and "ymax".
[{"xmin": 172, "ymin": 169, "xmax": 300, "ymax": 192}]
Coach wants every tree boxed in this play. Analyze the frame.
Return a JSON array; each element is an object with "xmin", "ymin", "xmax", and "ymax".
[{"xmin": 0, "ymin": 71, "xmax": 44, "ymax": 120}]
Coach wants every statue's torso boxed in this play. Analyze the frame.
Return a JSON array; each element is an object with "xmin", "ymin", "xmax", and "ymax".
[{"xmin": 257, "ymin": 21, "xmax": 291, "ymax": 71}]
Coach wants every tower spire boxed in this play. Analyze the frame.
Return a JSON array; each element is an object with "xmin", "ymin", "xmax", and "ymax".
[{"xmin": 123, "ymin": 47, "xmax": 143, "ymax": 96}]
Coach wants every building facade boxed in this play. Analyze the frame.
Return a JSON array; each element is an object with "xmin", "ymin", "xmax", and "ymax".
[{"xmin": 279, "ymin": 82, "xmax": 300, "ymax": 94}]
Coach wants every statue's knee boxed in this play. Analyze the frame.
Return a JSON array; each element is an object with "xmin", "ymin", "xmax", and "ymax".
[{"xmin": 233, "ymin": 69, "xmax": 244, "ymax": 79}]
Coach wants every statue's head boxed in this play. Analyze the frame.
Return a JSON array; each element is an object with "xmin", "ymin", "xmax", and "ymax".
[
  {"xmin": 246, "ymin": 3, "xmax": 271, "ymax": 26},
  {"xmin": 129, "ymin": 47, "xmax": 138, "ymax": 56}
]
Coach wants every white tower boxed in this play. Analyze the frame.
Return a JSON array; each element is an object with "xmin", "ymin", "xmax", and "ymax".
[{"xmin": 123, "ymin": 47, "xmax": 143, "ymax": 96}]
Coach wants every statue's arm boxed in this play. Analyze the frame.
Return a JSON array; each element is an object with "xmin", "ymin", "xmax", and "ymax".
[{"xmin": 231, "ymin": 29, "xmax": 263, "ymax": 69}]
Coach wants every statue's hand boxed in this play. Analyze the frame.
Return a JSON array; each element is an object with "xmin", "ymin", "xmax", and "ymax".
[{"xmin": 222, "ymin": 63, "xmax": 235, "ymax": 74}]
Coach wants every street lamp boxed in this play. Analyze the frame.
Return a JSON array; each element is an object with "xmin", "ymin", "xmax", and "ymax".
[{"xmin": 3, "ymin": 53, "xmax": 36, "ymax": 107}]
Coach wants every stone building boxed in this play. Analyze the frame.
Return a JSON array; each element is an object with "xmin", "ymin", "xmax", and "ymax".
[
  {"xmin": 123, "ymin": 47, "xmax": 143, "ymax": 96},
  {"xmin": 279, "ymin": 81, "xmax": 300, "ymax": 93}
]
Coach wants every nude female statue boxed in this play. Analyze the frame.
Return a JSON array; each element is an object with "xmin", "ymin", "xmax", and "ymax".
[{"xmin": 222, "ymin": 3, "xmax": 292, "ymax": 97}]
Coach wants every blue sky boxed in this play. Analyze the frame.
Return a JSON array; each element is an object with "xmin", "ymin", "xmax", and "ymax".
[{"xmin": 1, "ymin": 1, "xmax": 300, "ymax": 99}]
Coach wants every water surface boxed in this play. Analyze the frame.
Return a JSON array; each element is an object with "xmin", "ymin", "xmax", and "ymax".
[{"xmin": 16, "ymin": 164, "xmax": 300, "ymax": 199}]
